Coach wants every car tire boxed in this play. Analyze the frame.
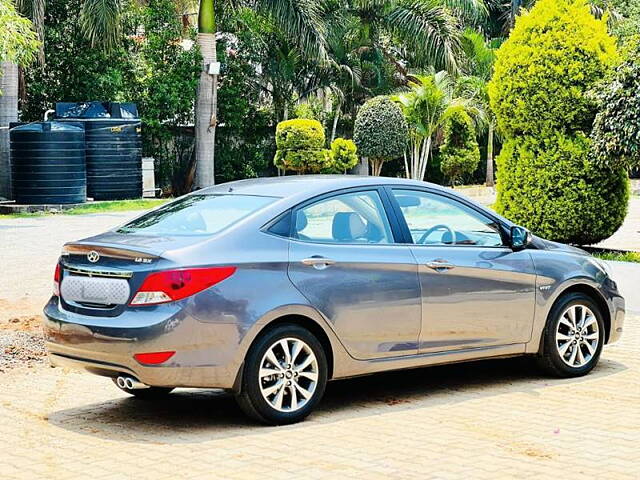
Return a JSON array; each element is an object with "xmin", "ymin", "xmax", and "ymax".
[
  {"xmin": 112, "ymin": 378, "xmax": 174, "ymax": 399},
  {"xmin": 537, "ymin": 292, "xmax": 605, "ymax": 378},
  {"xmin": 236, "ymin": 324, "xmax": 328, "ymax": 425}
]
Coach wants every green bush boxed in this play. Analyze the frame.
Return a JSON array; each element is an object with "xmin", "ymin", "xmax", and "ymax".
[
  {"xmin": 439, "ymin": 109, "xmax": 480, "ymax": 185},
  {"xmin": 353, "ymin": 96, "xmax": 407, "ymax": 175},
  {"xmin": 488, "ymin": 0, "xmax": 618, "ymax": 137},
  {"xmin": 275, "ymin": 118, "xmax": 325, "ymax": 150},
  {"xmin": 495, "ymin": 133, "xmax": 628, "ymax": 245},
  {"xmin": 274, "ymin": 149, "xmax": 329, "ymax": 173},
  {"xmin": 590, "ymin": 40, "xmax": 640, "ymax": 170},
  {"xmin": 326, "ymin": 138, "xmax": 359, "ymax": 173},
  {"xmin": 490, "ymin": 0, "xmax": 628, "ymax": 245},
  {"xmin": 274, "ymin": 118, "xmax": 329, "ymax": 173}
]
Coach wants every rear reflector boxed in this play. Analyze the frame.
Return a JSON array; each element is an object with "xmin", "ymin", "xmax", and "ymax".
[
  {"xmin": 53, "ymin": 263, "xmax": 61, "ymax": 296},
  {"xmin": 134, "ymin": 351, "xmax": 175, "ymax": 365},
  {"xmin": 130, "ymin": 266, "xmax": 236, "ymax": 306}
]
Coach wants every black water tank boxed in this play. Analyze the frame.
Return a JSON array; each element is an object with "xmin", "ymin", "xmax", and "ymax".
[
  {"xmin": 56, "ymin": 102, "xmax": 142, "ymax": 200},
  {"xmin": 83, "ymin": 119, "xmax": 142, "ymax": 200},
  {"xmin": 10, "ymin": 122, "xmax": 86, "ymax": 204}
]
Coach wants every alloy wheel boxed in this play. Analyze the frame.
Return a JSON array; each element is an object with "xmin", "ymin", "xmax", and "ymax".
[
  {"xmin": 555, "ymin": 304, "xmax": 600, "ymax": 368},
  {"xmin": 258, "ymin": 337, "xmax": 319, "ymax": 412}
]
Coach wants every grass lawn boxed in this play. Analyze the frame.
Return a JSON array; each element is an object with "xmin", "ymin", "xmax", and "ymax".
[
  {"xmin": 590, "ymin": 250, "xmax": 640, "ymax": 263},
  {"xmin": 0, "ymin": 198, "xmax": 168, "ymax": 219}
]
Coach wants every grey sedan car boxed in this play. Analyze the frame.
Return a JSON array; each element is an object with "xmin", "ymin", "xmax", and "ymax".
[{"xmin": 43, "ymin": 176, "xmax": 625, "ymax": 424}]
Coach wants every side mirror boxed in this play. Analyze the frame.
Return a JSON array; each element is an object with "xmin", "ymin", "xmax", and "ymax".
[{"xmin": 510, "ymin": 225, "xmax": 531, "ymax": 251}]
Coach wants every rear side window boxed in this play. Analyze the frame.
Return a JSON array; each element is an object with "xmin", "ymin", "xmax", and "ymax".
[
  {"xmin": 117, "ymin": 194, "xmax": 276, "ymax": 235},
  {"xmin": 293, "ymin": 190, "xmax": 394, "ymax": 244}
]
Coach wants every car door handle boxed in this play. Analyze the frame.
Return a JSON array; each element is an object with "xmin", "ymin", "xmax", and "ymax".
[
  {"xmin": 425, "ymin": 259, "xmax": 455, "ymax": 271},
  {"xmin": 301, "ymin": 257, "xmax": 336, "ymax": 269}
]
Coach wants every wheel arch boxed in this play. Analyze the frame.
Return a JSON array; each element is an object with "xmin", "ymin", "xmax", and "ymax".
[
  {"xmin": 540, "ymin": 283, "xmax": 612, "ymax": 352},
  {"xmin": 257, "ymin": 314, "xmax": 335, "ymax": 380},
  {"xmin": 232, "ymin": 309, "xmax": 339, "ymax": 393}
]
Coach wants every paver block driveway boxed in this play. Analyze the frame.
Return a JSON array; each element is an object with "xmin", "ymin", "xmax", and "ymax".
[{"xmin": 1, "ymin": 315, "xmax": 638, "ymax": 479}]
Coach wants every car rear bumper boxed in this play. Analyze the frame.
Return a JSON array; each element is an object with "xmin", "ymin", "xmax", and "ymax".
[{"xmin": 42, "ymin": 296, "xmax": 243, "ymax": 390}]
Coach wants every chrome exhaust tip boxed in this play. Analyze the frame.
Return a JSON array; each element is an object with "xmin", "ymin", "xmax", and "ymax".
[{"xmin": 116, "ymin": 375, "xmax": 150, "ymax": 390}]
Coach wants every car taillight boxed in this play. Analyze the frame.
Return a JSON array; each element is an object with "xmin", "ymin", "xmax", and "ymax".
[
  {"xmin": 130, "ymin": 267, "xmax": 236, "ymax": 306},
  {"xmin": 53, "ymin": 263, "xmax": 61, "ymax": 296}
]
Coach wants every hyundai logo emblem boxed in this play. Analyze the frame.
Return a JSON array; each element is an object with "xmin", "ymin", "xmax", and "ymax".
[{"xmin": 87, "ymin": 251, "xmax": 100, "ymax": 263}]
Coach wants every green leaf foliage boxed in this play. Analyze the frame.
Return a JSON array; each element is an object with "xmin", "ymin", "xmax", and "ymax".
[
  {"xmin": 274, "ymin": 118, "xmax": 329, "ymax": 172},
  {"xmin": 22, "ymin": 0, "xmax": 139, "ymax": 120},
  {"xmin": 0, "ymin": 0, "xmax": 39, "ymax": 66},
  {"xmin": 488, "ymin": 0, "xmax": 618, "ymax": 137},
  {"xmin": 440, "ymin": 109, "xmax": 480, "ymax": 185},
  {"xmin": 490, "ymin": 0, "xmax": 628, "ymax": 245},
  {"xmin": 353, "ymin": 96, "xmax": 408, "ymax": 161},
  {"xmin": 590, "ymin": 40, "xmax": 640, "ymax": 170},
  {"xmin": 22, "ymin": 0, "xmax": 201, "ymax": 195},
  {"xmin": 275, "ymin": 118, "xmax": 325, "ymax": 150},
  {"xmin": 495, "ymin": 133, "xmax": 628, "ymax": 245},
  {"xmin": 326, "ymin": 137, "xmax": 359, "ymax": 173}
]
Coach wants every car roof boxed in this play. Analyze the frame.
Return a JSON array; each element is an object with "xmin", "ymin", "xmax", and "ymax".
[{"xmin": 199, "ymin": 175, "xmax": 450, "ymax": 200}]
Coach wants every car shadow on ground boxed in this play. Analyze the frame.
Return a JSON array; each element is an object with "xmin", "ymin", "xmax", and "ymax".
[{"xmin": 46, "ymin": 355, "xmax": 626, "ymax": 444}]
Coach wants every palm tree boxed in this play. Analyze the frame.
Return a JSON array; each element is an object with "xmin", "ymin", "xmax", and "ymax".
[
  {"xmin": 392, "ymin": 70, "xmax": 485, "ymax": 180},
  {"xmin": 0, "ymin": 0, "xmax": 39, "ymax": 199},
  {"xmin": 347, "ymin": 0, "xmax": 488, "ymax": 77},
  {"xmin": 458, "ymin": 29, "xmax": 499, "ymax": 186},
  {"xmin": 194, "ymin": 0, "xmax": 329, "ymax": 188}
]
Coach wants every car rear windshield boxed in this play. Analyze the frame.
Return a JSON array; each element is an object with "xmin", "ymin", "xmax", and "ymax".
[{"xmin": 116, "ymin": 194, "xmax": 277, "ymax": 235}]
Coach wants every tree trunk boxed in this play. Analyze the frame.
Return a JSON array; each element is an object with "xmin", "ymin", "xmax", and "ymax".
[
  {"xmin": 330, "ymin": 98, "xmax": 342, "ymax": 143},
  {"xmin": 485, "ymin": 122, "xmax": 495, "ymax": 187},
  {"xmin": 194, "ymin": 0, "xmax": 217, "ymax": 189},
  {"xmin": 0, "ymin": 62, "xmax": 19, "ymax": 200},
  {"xmin": 370, "ymin": 159, "xmax": 384, "ymax": 176},
  {"xmin": 194, "ymin": 32, "xmax": 217, "ymax": 189}
]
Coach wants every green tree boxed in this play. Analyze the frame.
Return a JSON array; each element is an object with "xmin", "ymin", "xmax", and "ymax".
[
  {"xmin": 1, "ymin": 0, "xmax": 39, "ymax": 65},
  {"xmin": 490, "ymin": 0, "xmax": 628, "ymax": 244},
  {"xmin": 326, "ymin": 137, "xmax": 359, "ymax": 173},
  {"xmin": 353, "ymin": 96, "xmax": 408, "ymax": 176},
  {"xmin": 590, "ymin": 40, "xmax": 640, "ymax": 170},
  {"xmin": 440, "ymin": 108, "xmax": 480, "ymax": 185},
  {"xmin": 458, "ymin": 29, "xmax": 501, "ymax": 186},
  {"xmin": 393, "ymin": 71, "xmax": 485, "ymax": 180},
  {"xmin": 194, "ymin": 0, "xmax": 328, "ymax": 188},
  {"xmin": 136, "ymin": 0, "xmax": 202, "ymax": 196},
  {"xmin": 0, "ymin": 0, "xmax": 39, "ymax": 199},
  {"xmin": 21, "ymin": 0, "xmax": 138, "ymax": 121}
]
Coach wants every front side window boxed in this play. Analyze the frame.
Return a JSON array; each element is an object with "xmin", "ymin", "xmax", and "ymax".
[
  {"xmin": 294, "ymin": 190, "xmax": 393, "ymax": 244},
  {"xmin": 117, "ymin": 194, "xmax": 276, "ymax": 235},
  {"xmin": 392, "ymin": 189, "xmax": 504, "ymax": 247}
]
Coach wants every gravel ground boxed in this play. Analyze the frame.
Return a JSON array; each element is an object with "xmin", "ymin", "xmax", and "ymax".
[{"xmin": 0, "ymin": 330, "xmax": 46, "ymax": 373}]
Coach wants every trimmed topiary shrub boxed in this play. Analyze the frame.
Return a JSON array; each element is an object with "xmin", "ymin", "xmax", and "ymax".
[
  {"xmin": 488, "ymin": 0, "xmax": 618, "ymax": 137},
  {"xmin": 489, "ymin": 0, "xmax": 628, "ymax": 244},
  {"xmin": 439, "ymin": 109, "xmax": 480, "ymax": 185},
  {"xmin": 590, "ymin": 40, "xmax": 640, "ymax": 170},
  {"xmin": 273, "ymin": 119, "xmax": 330, "ymax": 173},
  {"xmin": 495, "ymin": 133, "xmax": 629, "ymax": 245},
  {"xmin": 353, "ymin": 96, "xmax": 408, "ymax": 176},
  {"xmin": 325, "ymin": 138, "xmax": 359, "ymax": 173}
]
